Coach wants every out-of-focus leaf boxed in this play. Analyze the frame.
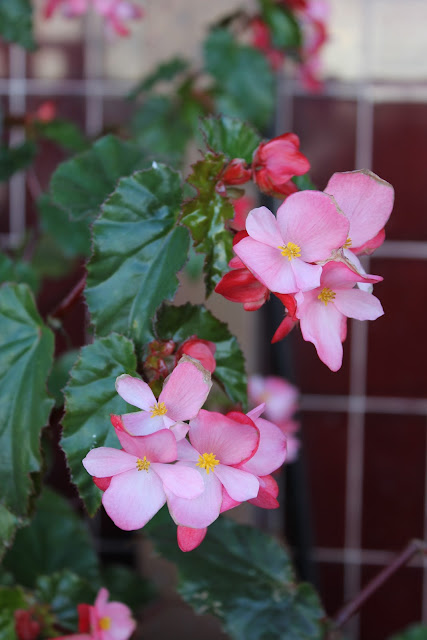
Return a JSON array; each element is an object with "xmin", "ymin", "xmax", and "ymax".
[
  {"xmin": 292, "ymin": 173, "xmax": 317, "ymax": 191},
  {"xmin": 129, "ymin": 57, "xmax": 189, "ymax": 98},
  {"xmin": 200, "ymin": 115, "xmax": 261, "ymax": 164},
  {"xmin": 101, "ymin": 565, "xmax": 156, "ymax": 611},
  {"xmin": 0, "ymin": 587, "xmax": 27, "ymax": 640},
  {"xmin": 181, "ymin": 153, "xmax": 234, "ymax": 295},
  {"xmin": 3, "ymin": 488, "xmax": 99, "ymax": 588},
  {"xmin": 0, "ymin": 141, "xmax": 36, "ymax": 181},
  {"xmin": 0, "ymin": 284, "xmax": 54, "ymax": 518},
  {"xmin": 36, "ymin": 119, "xmax": 88, "ymax": 153},
  {"xmin": 50, "ymin": 135, "xmax": 149, "ymax": 222},
  {"xmin": 31, "ymin": 234, "xmax": 76, "ymax": 279},
  {"xmin": 47, "ymin": 350, "xmax": 79, "ymax": 408},
  {"xmin": 35, "ymin": 571, "xmax": 96, "ymax": 632},
  {"xmin": 85, "ymin": 166, "xmax": 190, "ymax": 348},
  {"xmin": 204, "ymin": 29, "xmax": 275, "ymax": 130},
  {"xmin": 0, "ymin": 0, "xmax": 34, "ymax": 50},
  {"xmin": 0, "ymin": 506, "xmax": 20, "ymax": 563},
  {"xmin": 147, "ymin": 516, "xmax": 326, "ymax": 640},
  {"xmin": 38, "ymin": 195, "xmax": 91, "ymax": 258},
  {"xmin": 260, "ymin": 1, "xmax": 302, "ymax": 50},
  {"xmin": 0, "ymin": 253, "xmax": 39, "ymax": 293},
  {"xmin": 156, "ymin": 303, "xmax": 247, "ymax": 409},
  {"xmin": 390, "ymin": 625, "xmax": 427, "ymax": 640},
  {"xmin": 61, "ymin": 334, "xmax": 137, "ymax": 514}
]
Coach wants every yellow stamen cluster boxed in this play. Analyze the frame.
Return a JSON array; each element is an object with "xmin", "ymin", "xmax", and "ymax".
[
  {"xmin": 196, "ymin": 452, "xmax": 219, "ymax": 474},
  {"xmin": 317, "ymin": 287, "xmax": 336, "ymax": 306},
  {"xmin": 136, "ymin": 456, "xmax": 150, "ymax": 472},
  {"xmin": 278, "ymin": 241, "xmax": 301, "ymax": 260},
  {"xmin": 343, "ymin": 237, "xmax": 352, "ymax": 249},
  {"xmin": 99, "ymin": 617, "xmax": 111, "ymax": 631},
  {"xmin": 150, "ymin": 401, "xmax": 167, "ymax": 418}
]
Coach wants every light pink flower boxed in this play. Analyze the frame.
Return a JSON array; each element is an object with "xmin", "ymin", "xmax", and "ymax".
[
  {"xmin": 166, "ymin": 410, "xmax": 260, "ymax": 530},
  {"xmin": 115, "ymin": 357, "xmax": 211, "ymax": 439},
  {"xmin": 234, "ymin": 192, "xmax": 349, "ymax": 294},
  {"xmin": 83, "ymin": 426, "xmax": 204, "ymax": 530},
  {"xmin": 50, "ymin": 588, "xmax": 135, "ymax": 640},
  {"xmin": 296, "ymin": 261, "xmax": 384, "ymax": 371},
  {"xmin": 248, "ymin": 375, "xmax": 298, "ymax": 424},
  {"xmin": 43, "ymin": 0, "xmax": 142, "ymax": 36}
]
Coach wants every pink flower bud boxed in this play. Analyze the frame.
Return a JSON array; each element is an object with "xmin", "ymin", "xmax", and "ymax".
[
  {"xmin": 252, "ymin": 133, "xmax": 310, "ymax": 198},
  {"xmin": 177, "ymin": 337, "xmax": 216, "ymax": 373},
  {"xmin": 222, "ymin": 158, "xmax": 252, "ymax": 186}
]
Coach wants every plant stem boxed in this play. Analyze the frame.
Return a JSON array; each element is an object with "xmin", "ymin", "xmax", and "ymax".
[
  {"xmin": 333, "ymin": 539, "xmax": 427, "ymax": 629},
  {"xmin": 49, "ymin": 274, "xmax": 86, "ymax": 319}
]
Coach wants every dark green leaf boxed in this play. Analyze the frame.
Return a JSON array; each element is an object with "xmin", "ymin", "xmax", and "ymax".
[
  {"xmin": 61, "ymin": 334, "xmax": 137, "ymax": 514},
  {"xmin": 156, "ymin": 303, "xmax": 247, "ymax": 409},
  {"xmin": 0, "ymin": 0, "xmax": 34, "ymax": 50},
  {"xmin": 50, "ymin": 135, "xmax": 149, "ymax": 222},
  {"xmin": 181, "ymin": 153, "xmax": 234, "ymax": 295},
  {"xmin": 3, "ymin": 488, "xmax": 99, "ymax": 588},
  {"xmin": 0, "ymin": 141, "xmax": 37, "ymax": 182},
  {"xmin": 200, "ymin": 115, "xmax": 261, "ymax": 164},
  {"xmin": 204, "ymin": 29, "xmax": 275, "ymax": 130},
  {"xmin": 0, "ymin": 284, "xmax": 54, "ymax": 516},
  {"xmin": 0, "ymin": 587, "xmax": 27, "ymax": 640},
  {"xmin": 35, "ymin": 570, "xmax": 96, "ymax": 631},
  {"xmin": 101, "ymin": 565, "xmax": 155, "ymax": 611},
  {"xmin": 0, "ymin": 253, "xmax": 39, "ymax": 293},
  {"xmin": 85, "ymin": 166, "xmax": 190, "ymax": 348},
  {"xmin": 36, "ymin": 119, "xmax": 88, "ymax": 153},
  {"xmin": 38, "ymin": 195, "xmax": 91, "ymax": 258},
  {"xmin": 147, "ymin": 516, "xmax": 326, "ymax": 640},
  {"xmin": 390, "ymin": 625, "xmax": 427, "ymax": 640},
  {"xmin": 292, "ymin": 173, "xmax": 317, "ymax": 191},
  {"xmin": 129, "ymin": 57, "xmax": 189, "ymax": 98},
  {"xmin": 47, "ymin": 350, "xmax": 79, "ymax": 408},
  {"xmin": 31, "ymin": 234, "xmax": 76, "ymax": 279},
  {"xmin": 260, "ymin": 2, "xmax": 302, "ymax": 50},
  {"xmin": 0, "ymin": 506, "xmax": 20, "ymax": 562}
]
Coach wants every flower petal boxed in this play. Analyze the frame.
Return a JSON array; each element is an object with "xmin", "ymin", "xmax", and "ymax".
[
  {"xmin": 166, "ymin": 465, "xmax": 222, "ymax": 528},
  {"xmin": 241, "ymin": 417, "xmax": 287, "ymax": 476},
  {"xmin": 121, "ymin": 411, "xmax": 165, "ymax": 436},
  {"xmin": 297, "ymin": 295, "xmax": 345, "ymax": 372},
  {"xmin": 159, "ymin": 358, "xmax": 211, "ymax": 422},
  {"xmin": 291, "ymin": 259, "xmax": 322, "ymax": 292},
  {"xmin": 333, "ymin": 289, "xmax": 384, "ymax": 321},
  {"xmin": 115, "ymin": 374, "xmax": 156, "ymax": 410},
  {"xmin": 177, "ymin": 526, "xmax": 207, "ymax": 552},
  {"xmin": 151, "ymin": 462, "xmax": 204, "ymax": 499},
  {"xmin": 245, "ymin": 206, "xmax": 282, "ymax": 247},
  {"xmin": 234, "ymin": 236, "xmax": 298, "ymax": 293},
  {"xmin": 214, "ymin": 465, "xmax": 259, "ymax": 502},
  {"xmin": 102, "ymin": 468, "xmax": 166, "ymax": 530},
  {"xmin": 82, "ymin": 448, "xmax": 136, "ymax": 478},
  {"xmin": 114, "ymin": 428, "xmax": 177, "ymax": 463}
]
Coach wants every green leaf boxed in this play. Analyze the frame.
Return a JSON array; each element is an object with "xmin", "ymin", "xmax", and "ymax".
[
  {"xmin": 0, "ymin": 506, "xmax": 20, "ymax": 562},
  {"xmin": 0, "ymin": 0, "xmax": 34, "ymax": 50},
  {"xmin": 0, "ymin": 141, "xmax": 37, "ymax": 182},
  {"xmin": 101, "ymin": 565, "xmax": 155, "ymax": 611},
  {"xmin": 85, "ymin": 166, "xmax": 190, "ymax": 348},
  {"xmin": 200, "ymin": 115, "xmax": 261, "ymax": 164},
  {"xmin": 292, "ymin": 173, "xmax": 317, "ymax": 191},
  {"xmin": 47, "ymin": 350, "xmax": 79, "ymax": 408},
  {"xmin": 36, "ymin": 119, "xmax": 88, "ymax": 153},
  {"xmin": 31, "ymin": 234, "xmax": 76, "ymax": 279},
  {"xmin": 181, "ymin": 153, "xmax": 234, "ymax": 296},
  {"xmin": 0, "ymin": 587, "xmax": 27, "ymax": 640},
  {"xmin": 156, "ymin": 303, "xmax": 247, "ymax": 409},
  {"xmin": 0, "ymin": 253, "xmax": 40, "ymax": 293},
  {"xmin": 61, "ymin": 334, "xmax": 137, "ymax": 514},
  {"xmin": 50, "ymin": 135, "xmax": 149, "ymax": 222},
  {"xmin": 129, "ymin": 57, "xmax": 189, "ymax": 98},
  {"xmin": 260, "ymin": 2, "xmax": 302, "ymax": 50},
  {"xmin": 0, "ymin": 284, "xmax": 54, "ymax": 517},
  {"xmin": 38, "ymin": 195, "xmax": 91, "ymax": 258},
  {"xmin": 3, "ymin": 488, "xmax": 99, "ymax": 588},
  {"xmin": 35, "ymin": 570, "xmax": 96, "ymax": 632},
  {"xmin": 147, "ymin": 516, "xmax": 326, "ymax": 640},
  {"xmin": 390, "ymin": 625, "xmax": 427, "ymax": 640},
  {"xmin": 204, "ymin": 29, "xmax": 275, "ymax": 130}
]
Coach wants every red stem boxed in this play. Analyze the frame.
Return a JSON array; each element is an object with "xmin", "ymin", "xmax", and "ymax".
[{"xmin": 49, "ymin": 275, "xmax": 86, "ymax": 319}]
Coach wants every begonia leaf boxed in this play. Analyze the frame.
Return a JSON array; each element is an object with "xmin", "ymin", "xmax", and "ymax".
[
  {"xmin": 0, "ymin": 587, "xmax": 27, "ymax": 640},
  {"xmin": 0, "ymin": 141, "xmax": 37, "ymax": 182},
  {"xmin": 147, "ymin": 516, "xmax": 326, "ymax": 640},
  {"xmin": 0, "ymin": 284, "xmax": 54, "ymax": 518},
  {"xmin": 292, "ymin": 173, "xmax": 317, "ymax": 191},
  {"xmin": 50, "ymin": 135, "xmax": 149, "ymax": 222},
  {"xmin": 260, "ymin": 1, "xmax": 302, "ymax": 50},
  {"xmin": 47, "ymin": 350, "xmax": 79, "ymax": 408},
  {"xmin": 101, "ymin": 565, "xmax": 156, "ymax": 610},
  {"xmin": 181, "ymin": 153, "xmax": 234, "ymax": 296},
  {"xmin": 390, "ymin": 625, "xmax": 427, "ymax": 640},
  {"xmin": 0, "ymin": 0, "xmax": 34, "ymax": 50},
  {"xmin": 0, "ymin": 253, "xmax": 40, "ymax": 293},
  {"xmin": 156, "ymin": 303, "xmax": 247, "ymax": 409},
  {"xmin": 85, "ymin": 166, "xmax": 190, "ymax": 348},
  {"xmin": 200, "ymin": 115, "xmax": 261, "ymax": 164},
  {"xmin": 129, "ymin": 57, "xmax": 189, "ymax": 99},
  {"xmin": 38, "ymin": 195, "xmax": 91, "ymax": 259},
  {"xmin": 0, "ymin": 507, "xmax": 20, "ymax": 562},
  {"xmin": 35, "ymin": 570, "xmax": 96, "ymax": 631},
  {"xmin": 3, "ymin": 488, "xmax": 99, "ymax": 588},
  {"xmin": 35, "ymin": 119, "xmax": 88, "ymax": 153},
  {"xmin": 204, "ymin": 28, "xmax": 275, "ymax": 130},
  {"xmin": 61, "ymin": 334, "xmax": 137, "ymax": 514}
]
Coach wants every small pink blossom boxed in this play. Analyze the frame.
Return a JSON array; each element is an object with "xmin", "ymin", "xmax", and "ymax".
[
  {"xmin": 234, "ymin": 192, "xmax": 349, "ymax": 295},
  {"xmin": 252, "ymin": 133, "xmax": 310, "ymax": 198},
  {"xmin": 296, "ymin": 260, "xmax": 384, "ymax": 371},
  {"xmin": 43, "ymin": 0, "xmax": 142, "ymax": 36},
  {"xmin": 83, "ymin": 426, "xmax": 204, "ymax": 530},
  {"xmin": 115, "ymin": 357, "xmax": 211, "ymax": 438},
  {"xmin": 248, "ymin": 375, "xmax": 298, "ymax": 424},
  {"xmin": 176, "ymin": 337, "xmax": 216, "ymax": 374}
]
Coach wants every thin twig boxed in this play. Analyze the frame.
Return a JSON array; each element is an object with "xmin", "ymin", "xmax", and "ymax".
[
  {"xmin": 49, "ymin": 274, "xmax": 86, "ymax": 319},
  {"xmin": 333, "ymin": 539, "xmax": 427, "ymax": 629}
]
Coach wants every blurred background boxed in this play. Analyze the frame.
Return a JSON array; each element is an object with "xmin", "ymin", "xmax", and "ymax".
[{"xmin": 1, "ymin": 1, "xmax": 426, "ymax": 638}]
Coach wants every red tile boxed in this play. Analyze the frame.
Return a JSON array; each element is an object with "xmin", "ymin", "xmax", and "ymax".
[
  {"xmin": 359, "ymin": 565, "xmax": 423, "ymax": 639},
  {"xmin": 362, "ymin": 413, "xmax": 425, "ymax": 551},
  {"xmin": 367, "ymin": 258, "xmax": 427, "ymax": 398},
  {"xmin": 316, "ymin": 562, "xmax": 345, "ymax": 617},
  {"xmin": 373, "ymin": 103, "xmax": 427, "ymax": 241},
  {"xmin": 302, "ymin": 411, "xmax": 348, "ymax": 548}
]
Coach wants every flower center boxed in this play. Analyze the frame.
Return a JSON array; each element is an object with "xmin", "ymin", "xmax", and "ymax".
[
  {"xmin": 196, "ymin": 452, "xmax": 219, "ymax": 474},
  {"xmin": 278, "ymin": 241, "xmax": 301, "ymax": 260},
  {"xmin": 150, "ymin": 401, "xmax": 167, "ymax": 418},
  {"xmin": 136, "ymin": 456, "xmax": 150, "ymax": 472},
  {"xmin": 317, "ymin": 287, "xmax": 336, "ymax": 305},
  {"xmin": 99, "ymin": 616, "xmax": 111, "ymax": 631},
  {"xmin": 343, "ymin": 237, "xmax": 352, "ymax": 249}
]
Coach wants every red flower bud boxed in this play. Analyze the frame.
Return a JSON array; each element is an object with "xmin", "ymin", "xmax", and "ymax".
[
  {"xmin": 215, "ymin": 261, "xmax": 269, "ymax": 311},
  {"xmin": 222, "ymin": 159, "xmax": 252, "ymax": 186},
  {"xmin": 252, "ymin": 133, "xmax": 310, "ymax": 198},
  {"xmin": 14, "ymin": 610, "xmax": 41, "ymax": 640},
  {"xmin": 176, "ymin": 337, "xmax": 216, "ymax": 373},
  {"xmin": 35, "ymin": 101, "xmax": 56, "ymax": 123}
]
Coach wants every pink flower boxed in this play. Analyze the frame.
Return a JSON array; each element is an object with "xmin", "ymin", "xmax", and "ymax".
[
  {"xmin": 296, "ymin": 261, "xmax": 384, "ymax": 371},
  {"xmin": 252, "ymin": 133, "xmax": 310, "ymax": 198},
  {"xmin": 234, "ymin": 193, "xmax": 349, "ymax": 294},
  {"xmin": 229, "ymin": 195, "xmax": 255, "ymax": 232},
  {"xmin": 221, "ymin": 159, "xmax": 252, "ymax": 186},
  {"xmin": 297, "ymin": 0, "xmax": 329, "ymax": 91},
  {"xmin": 43, "ymin": 0, "xmax": 142, "ymax": 36},
  {"xmin": 83, "ymin": 426, "xmax": 204, "ymax": 530},
  {"xmin": 51, "ymin": 588, "xmax": 136, "ymax": 640},
  {"xmin": 166, "ymin": 410, "xmax": 260, "ymax": 530},
  {"xmin": 176, "ymin": 337, "xmax": 216, "ymax": 373},
  {"xmin": 115, "ymin": 357, "xmax": 212, "ymax": 438},
  {"xmin": 248, "ymin": 375, "xmax": 298, "ymax": 424}
]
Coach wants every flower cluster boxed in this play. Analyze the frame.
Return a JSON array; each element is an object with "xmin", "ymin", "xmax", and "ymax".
[
  {"xmin": 216, "ymin": 168, "xmax": 394, "ymax": 371},
  {"xmin": 83, "ymin": 357, "xmax": 288, "ymax": 551},
  {"xmin": 51, "ymin": 588, "xmax": 135, "ymax": 639},
  {"xmin": 43, "ymin": 0, "xmax": 143, "ymax": 37}
]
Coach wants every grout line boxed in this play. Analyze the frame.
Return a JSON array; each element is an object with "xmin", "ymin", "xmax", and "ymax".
[
  {"xmin": 314, "ymin": 546, "xmax": 427, "ymax": 568},
  {"xmin": 300, "ymin": 394, "xmax": 427, "ymax": 416}
]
